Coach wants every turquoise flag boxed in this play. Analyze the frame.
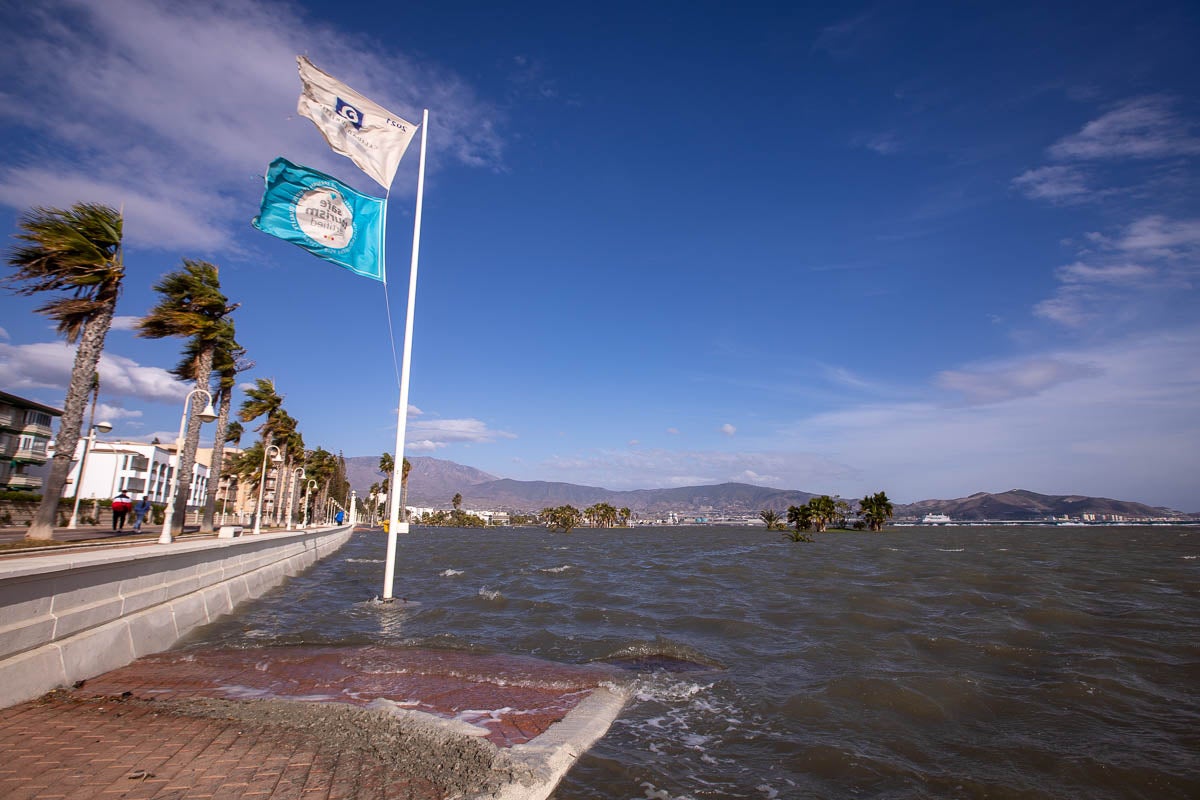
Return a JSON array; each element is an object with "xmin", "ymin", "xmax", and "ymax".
[{"xmin": 252, "ymin": 157, "xmax": 385, "ymax": 281}]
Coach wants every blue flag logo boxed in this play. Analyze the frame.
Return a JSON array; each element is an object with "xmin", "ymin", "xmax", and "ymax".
[{"xmin": 252, "ymin": 157, "xmax": 385, "ymax": 281}]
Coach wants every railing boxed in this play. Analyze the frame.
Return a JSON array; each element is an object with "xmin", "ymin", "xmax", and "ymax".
[{"xmin": 13, "ymin": 446, "xmax": 49, "ymax": 462}]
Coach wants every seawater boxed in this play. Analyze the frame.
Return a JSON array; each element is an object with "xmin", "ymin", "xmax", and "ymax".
[{"xmin": 182, "ymin": 525, "xmax": 1200, "ymax": 799}]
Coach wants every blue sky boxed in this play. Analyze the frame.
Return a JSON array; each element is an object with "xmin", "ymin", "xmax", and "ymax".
[{"xmin": 1, "ymin": 0, "xmax": 1198, "ymax": 510}]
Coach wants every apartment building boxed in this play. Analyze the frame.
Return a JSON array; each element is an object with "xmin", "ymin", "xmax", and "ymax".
[
  {"xmin": 0, "ymin": 390, "xmax": 62, "ymax": 491},
  {"xmin": 62, "ymin": 440, "xmax": 210, "ymax": 509}
]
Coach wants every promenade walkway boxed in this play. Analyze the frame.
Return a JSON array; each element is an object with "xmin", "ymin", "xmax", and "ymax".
[{"xmin": 0, "ymin": 529, "xmax": 629, "ymax": 799}]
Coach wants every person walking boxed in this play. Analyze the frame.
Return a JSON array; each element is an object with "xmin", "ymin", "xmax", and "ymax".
[
  {"xmin": 132, "ymin": 495, "xmax": 152, "ymax": 532},
  {"xmin": 111, "ymin": 490, "xmax": 133, "ymax": 531}
]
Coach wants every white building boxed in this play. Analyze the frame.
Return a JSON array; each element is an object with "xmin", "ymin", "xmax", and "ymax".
[{"xmin": 62, "ymin": 440, "xmax": 210, "ymax": 508}]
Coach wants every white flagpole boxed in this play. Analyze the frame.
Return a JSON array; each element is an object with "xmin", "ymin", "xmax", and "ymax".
[{"xmin": 383, "ymin": 109, "xmax": 428, "ymax": 602}]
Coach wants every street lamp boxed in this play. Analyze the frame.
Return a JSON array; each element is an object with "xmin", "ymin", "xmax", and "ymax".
[
  {"xmin": 253, "ymin": 443, "xmax": 284, "ymax": 535},
  {"xmin": 158, "ymin": 389, "xmax": 217, "ymax": 544},
  {"xmin": 287, "ymin": 467, "xmax": 304, "ymax": 529},
  {"xmin": 302, "ymin": 478, "xmax": 317, "ymax": 528},
  {"xmin": 68, "ymin": 420, "xmax": 113, "ymax": 529}
]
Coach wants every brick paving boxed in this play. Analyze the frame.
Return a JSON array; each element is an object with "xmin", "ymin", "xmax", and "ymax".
[{"xmin": 0, "ymin": 645, "xmax": 624, "ymax": 799}]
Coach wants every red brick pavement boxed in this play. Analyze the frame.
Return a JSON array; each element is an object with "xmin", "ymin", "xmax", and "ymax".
[{"xmin": 0, "ymin": 645, "xmax": 623, "ymax": 799}]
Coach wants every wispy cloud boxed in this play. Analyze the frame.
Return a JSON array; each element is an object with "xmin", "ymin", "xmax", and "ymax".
[
  {"xmin": 0, "ymin": 0, "xmax": 504, "ymax": 252},
  {"xmin": 109, "ymin": 316, "xmax": 143, "ymax": 332},
  {"xmin": 1048, "ymin": 96, "xmax": 1200, "ymax": 161},
  {"xmin": 1011, "ymin": 165, "xmax": 1091, "ymax": 202},
  {"xmin": 936, "ymin": 357, "xmax": 1102, "ymax": 404},
  {"xmin": 720, "ymin": 423, "xmax": 737, "ymax": 436}
]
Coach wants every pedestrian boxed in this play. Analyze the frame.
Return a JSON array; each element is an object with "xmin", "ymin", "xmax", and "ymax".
[
  {"xmin": 133, "ymin": 495, "xmax": 152, "ymax": 532},
  {"xmin": 335, "ymin": 509, "xmax": 345, "ymax": 525},
  {"xmin": 111, "ymin": 490, "xmax": 133, "ymax": 531}
]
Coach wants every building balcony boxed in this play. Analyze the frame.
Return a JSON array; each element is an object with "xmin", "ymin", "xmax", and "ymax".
[
  {"xmin": 19, "ymin": 422, "xmax": 54, "ymax": 438},
  {"xmin": 4, "ymin": 474, "xmax": 42, "ymax": 490},
  {"xmin": 13, "ymin": 447, "xmax": 49, "ymax": 464}
]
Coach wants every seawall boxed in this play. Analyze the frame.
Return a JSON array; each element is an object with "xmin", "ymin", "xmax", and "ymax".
[{"xmin": 0, "ymin": 526, "xmax": 353, "ymax": 708}]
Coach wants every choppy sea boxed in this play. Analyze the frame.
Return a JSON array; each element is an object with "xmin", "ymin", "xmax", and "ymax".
[{"xmin": 182, "ymin": 524, "xmax": 1200, "ymax": 799}]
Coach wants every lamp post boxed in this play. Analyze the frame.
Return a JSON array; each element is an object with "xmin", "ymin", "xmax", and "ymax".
[
  {"xmin": 67, "ymin": 421, "xmax": 113, "ymax": 529},
  {"xmin": 302, "ymin": 479, "xmax": 317, "ymax": 528},
  {"xmin": 287, "ymin": 467, "xmax": 304, "ymax": 530},
  {"xmin": 158, "ymin": 389, "xmax": 218, "ymax": 544},
  {"xmin": 253, "ymin": 443, "xmax": 284, "ymax": 535}
]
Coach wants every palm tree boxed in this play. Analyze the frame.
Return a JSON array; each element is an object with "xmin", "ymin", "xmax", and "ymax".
[
  {"xmin": 137, "ymin": 260, "xmax": 238, "ymax": 529},
  {"xmin": 759, "ymin": 509, "xmax": 781, "ymax": 530},
  {"xmin": 785, "ymin": 504, "xmax": 814, "ymax": 542},
  {"xmin": 808, "ymin": 495, "xmax": 838, "ymax": 533},
  {"xmin": 400, "ymin": 457, "xmax": 412, "ymax": 523},
  {"xmin": 859, "ymin": 491, "xmax": 895, "ymax": 532},
  {"xmin": 619, "ymin": 507, "xmax": 632, "ymax": 527},
  {"xmin": 238, "ymin": 378, "xmax": 283, "ymax": 527},
  {"xmin": 452, "ymin": 492, "xmax": 462, "ymax": 511},
  {"xmin": 200, "ymin": 328, "xmax": 249, "ymax": 532},
  {"xmin": 4, "ymin": 203, "xmax": 124, "ymax": 540}
]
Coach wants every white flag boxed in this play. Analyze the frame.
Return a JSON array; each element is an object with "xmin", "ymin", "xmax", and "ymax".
[{"xmin": 296, "ymin": 56, "xmax": 417, "ymax": 190}]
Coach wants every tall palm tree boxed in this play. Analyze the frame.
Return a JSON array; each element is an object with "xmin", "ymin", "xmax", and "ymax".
[
  {"xmin": 452, "ymin": 492, "xmax": 463, "ymax": 511},
  {"xmin": 4, "ymin": 203, "xmax": 124, "ymax": 540},
  {"xmin": 399, "ymin": 457, "xmax": 411, "ymax": 523},
  {"xmin": 137, "ymin": 260, "xmax": 238, "ymax": 529},
  {"xmin": 238, "ymin": 378, "xmax": 283, "ymax": 527},
  {"xmin": 200, "ymin": 331, "xmax": 250, "ymax": 532}
]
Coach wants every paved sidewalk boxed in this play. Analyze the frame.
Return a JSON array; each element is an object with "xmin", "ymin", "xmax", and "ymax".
[{"xmin": 0, "ymin": 645, "xmax": 628, "ymax": 799}]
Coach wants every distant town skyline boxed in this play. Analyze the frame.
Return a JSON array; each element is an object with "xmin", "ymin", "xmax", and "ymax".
[{"xmin": 0, "ymin": 1, "xmax": 1197, "ymax": 510}]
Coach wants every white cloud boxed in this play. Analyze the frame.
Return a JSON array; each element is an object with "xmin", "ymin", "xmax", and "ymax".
[
  {"xmin": 936, "ymin": 357, "xmax": 1102, "ymax": 404},
  {"xmin": 0, "ymin": 327, "xmax": 8, "ymax": 340},
  {"xmin": 95, "ymin": 402, "xmax": 143, "ymax": 421},
  {"xmin": 666, "ymin": 427, "xmax": 679, "ymax": 435},
  {"xmin": 0, "ymin": 0, "xmax": 505, "ymax": 252},
  {"xmin": 0, "ymin": 341, "xmax": 189, "ymax": 403},
  {"xmin": 1012, "ymin": 165, "xmax": 1091, "ymax": 201},
  {"xmin": 1048, "ymin": 96, "xmax": 1200, "ymax": 161},
  {"xmin": 1115, "ymin": 216, "xmax": 1200, "ymax": 258},
  {"xmin": 109, "ymin": 316, "xmax": 142, "ymax": 332},
  {"xmin": 1055, "ymin": 262, "xmax": 1154, "ymax": 283},
  {"xmin": 406, "ymin": 417, "xmax": 515, "ymax": 448},
  {"xmin": 720, "ymin": 423, "xmax": 737, "ymax": 436}
]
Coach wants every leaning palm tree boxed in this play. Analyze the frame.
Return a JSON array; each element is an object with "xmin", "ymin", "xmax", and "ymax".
[
  {"xmin": 3, "ymin": 203, "xmax": 124, "ymax": 540},
  {"xmin": 238, "ymin": 378, "xmax": 283, "ymax": 527},
  {"xmin": 200, "ymin": 330, "xmax": 250, "ymax": 532},
  {"xmin": 137, "ymin": 260, "xmax": 238, "ymax": 529}
]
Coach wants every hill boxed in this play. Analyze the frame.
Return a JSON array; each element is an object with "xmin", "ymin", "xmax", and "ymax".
[
  {"xmin": 344, "ymin": 456, "xmax": 1190, "ymax": 520},
  {"xmin": 343, "ymin": 455, "xmax": 497, "ymax": 504},
  {"xmin": 895, "ymin": 490, "xmax": 1182, "ymax": 521}
]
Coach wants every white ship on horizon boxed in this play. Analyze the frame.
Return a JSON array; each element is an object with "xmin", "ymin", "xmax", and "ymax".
[{"xmin": 921, "ymin": 513, "xmax": 953, "ymax": 524}]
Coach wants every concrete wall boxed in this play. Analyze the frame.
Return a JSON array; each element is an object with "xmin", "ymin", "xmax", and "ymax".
[{"xmin": 0, "ymin": 526, "xmax": 353, "ymax": 708}]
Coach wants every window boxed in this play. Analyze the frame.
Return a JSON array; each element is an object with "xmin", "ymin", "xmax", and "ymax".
[{"xmin": 26, "ymin": 411, "xmax": 52, "ymax": 428}]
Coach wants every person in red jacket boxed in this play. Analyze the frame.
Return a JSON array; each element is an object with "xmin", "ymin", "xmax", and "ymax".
[{"xmin": 111, "ymin": 490, "xmax": 133, "ymax": 531}]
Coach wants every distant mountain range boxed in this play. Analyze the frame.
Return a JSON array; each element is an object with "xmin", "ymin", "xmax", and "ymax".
[{"xmin": 345, "ymin": 456, "xmax": 1192, "ymax": 520}]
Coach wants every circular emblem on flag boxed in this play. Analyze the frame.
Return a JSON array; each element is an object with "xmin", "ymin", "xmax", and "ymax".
[{"xmin": 296, "ymin": 187, "xmax": 354, "ymax": 249}]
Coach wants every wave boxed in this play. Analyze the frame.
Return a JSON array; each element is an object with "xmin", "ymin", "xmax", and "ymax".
[{"xmin": 440, "ymin": 568, "xmax": 464, "ymax": 576}]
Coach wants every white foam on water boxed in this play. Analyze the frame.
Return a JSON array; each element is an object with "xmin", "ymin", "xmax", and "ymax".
[
  {"xmin": 1183, "ymin": 556, "xmax": 1197, "ymax": 560},
  {"xmin": 440, "ymin": 568, "xmax": 464, "ymax": 576},
  {"xmin": 345, "ymin": 558, "xmax": 384, "ymax": 563},
  {"xmin": 938, "ymin": 548, "xmax": 965, "ymax": 552},
  {"xmin": 639, "ymin": 782, "xmax": 697, "ymax": 800},
  {"xmin": 541, "ymin": 564, "xmax": 573, "ymax": 573},
  {"xmin": 478, "ymin": 586, "xmax": 503, "ymax": 601}
]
